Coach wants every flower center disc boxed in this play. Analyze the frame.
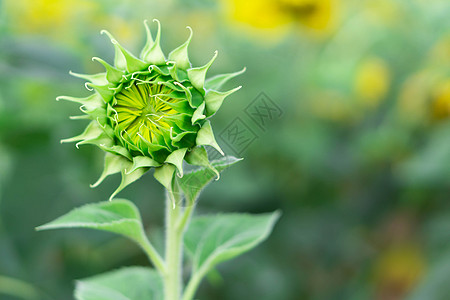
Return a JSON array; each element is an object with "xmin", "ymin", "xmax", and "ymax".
[{"xmin": 113, "ymin": 82, "xmax": 178, "ymax": 149}]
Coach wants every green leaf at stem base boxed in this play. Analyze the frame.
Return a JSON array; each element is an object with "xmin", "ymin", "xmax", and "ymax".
[
  {"xmin": 183, "ymin": 211, "xmax": 280, "ymax": 297},
  {"xmin": 74, "ymin": 267, "xmax": 163, "ymax": 300}
]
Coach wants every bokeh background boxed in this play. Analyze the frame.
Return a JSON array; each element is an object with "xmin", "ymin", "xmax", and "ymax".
[{"xmin": 1, "ymin": 0, "xmax": 450, "ymax": 299}]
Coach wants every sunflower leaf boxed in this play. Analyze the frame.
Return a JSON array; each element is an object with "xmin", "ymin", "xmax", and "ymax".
[
  {"xmin": 184, "ymin": 211, "xmax": 281, "ymax": 287},
  {"xmin": 36, "ymin": 199, "xmax": 147, "ymax": 243},
  {"xmin": 177, "ymin": 156, "xmax": 242, "ymax": 204},
  {"xmin": 74, "ymin": 267, "xmax": 163, "ymax": 300}
]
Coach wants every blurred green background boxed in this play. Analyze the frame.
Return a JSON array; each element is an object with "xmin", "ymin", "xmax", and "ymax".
[{"xmin": 1, "ymin": 0, "xmax": 450, "ymax": 299}]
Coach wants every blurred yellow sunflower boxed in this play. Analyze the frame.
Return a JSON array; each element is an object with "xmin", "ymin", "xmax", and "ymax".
[
  {"xmin": 398, "ymin": 36, "xmax": 450, "ymax": 123},
  {"xmin": 374, "ymin": 244, "xmax": 426, "ymax": 299},
  {"xmin": 278, "ymin": 0, "xmax": 334, "ymax": 31},
  {"xmin": 3, "ymin": 0, "xmax": 99, "ymax": 39},
  {"xmin": 223, "ymin": 0, "xmax": 337, "ymax": 40},
  {"xmin": 397, "ymin": 71, "xmax": 435, "ymax": 123},
  {"xmin": 354, "ymin": 57, "xmax": 391, "ymax": 110},
  {"xmin": 431, "ymin": 78, "xmax": 450, "ymax": 119},
  {"xmin": 309, "ymin": 90, "xmax": 362, "ymax": 123}
]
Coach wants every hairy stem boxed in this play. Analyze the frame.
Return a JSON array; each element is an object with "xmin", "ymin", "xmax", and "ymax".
[
  {"xmin": 177, "ymin": 203, "xmax": 195, "ymax": 232},
  {"xmin": 164, "ymin": 189, "xmax": 183, "ymax": 300},
  {"xmin": 182, "ymin": 274, "xmax": 202, "ymax": 300}
]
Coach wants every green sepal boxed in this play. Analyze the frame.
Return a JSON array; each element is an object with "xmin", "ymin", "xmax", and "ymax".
[
  {"xmin": 168, "ymin": 26, "xmax": 193, "ymax": 70},
  {"xmin": 165, "ymin": 114, "xmax": 198, "ymax": 132},
  {"xmin": 61, "ymin": 121, "xmax": 104, "ymax": 145},
  {"xmin": 96, "ymin": 122, "xmax": 114, "ymax": 138},
  {"xmin": 80, "ymin": 106, "xmax": 108, "ymax": 122},
  {"xmin": 185, "ymin": 146, "xmax": 219, "ymax": 179},
  {"xmin": 168, "ymin": 64, "xmax": 189, "ymax": 83},
  {"xmin": 69, "ymin": 115, "xmax": 90, "ymax": 120},
  {"xmin": 108, "ymin": 83, "xmax": 124, "ymax": 99},
  {"xmin": 205, "ymin": 86, "xmax": 242, "ymax": 117},
  {"xmin": 170, "ymin": 121, "xmax": 196, "ymax": 136},
  {"xmin": 114, "ymin": 43, "xmax": 149, "ymax": 73},
  {"xmin": 187, "ymin": 51, "xmax": 218, "ymax": 93},
  {"xmin": 149, "ymin": 149, "xmax": 171, "ymax": 165},
  {"xmin": 159, "ymin": 97, "xmax": 191, "ymax": 113},
  {"xmin": 56, "ymin": 94, "xmax": 104, "ymax": 110},
  {"xmin": 150, "ymin": 65, "xmax": 170, "ymax": 76},
  {"xmin": 141, "ymin": 19, "xmax": 166, "ymax": 65},
  {"xmin": 141, "ymin": 20, "xmax": 154, "ymax": 59},
  {"xmin": 190, "ymin": 88, "xmax": 204, "ymax": 108},
  {"xmin": 127, "ymin": 156, "xmax": 161, "ymax": 174},
  {"xmin": 100, "ymin": 30, "xmax": 127, "ymax": 71},
  {"xmin": 130, "ymin": 68, "xmax": 153, "ymax": 79},
  {"xmin": 156, "ymin": 79, "xmax": 183, "ymax": 92},
  {"xmin": 205, "ymin": 67, "xmax": 246, "ymax": 91},
  {"xmin": 156, "ymin": 127, "xmax": 175, "ymax": 151},
  {"xmin": 167, "ymin": 61, "xmax": 180, "ymax": 81},
  {"xmin": 61, "ymin": 121, "xmax": 115, "ymax": 150},
  {"xmin": 173, "ymin": 82, "xmax": 194, "ymax": 107},
  {"xmin": 154, "ymin": 164, "xmax": 176, "ymax": 190},
  {"xmin": 172, "ymin": 132, "xmax": 197, "ymax": 149},
  {"xmin": 135, "ymin": 130, "xmax": 171, "ymax": 154},
  {"xmin": 177, "ymin": 69, "xmax": 189, "ymax": 82},
  {"xmin": 192, "ymin": 102, "xmax": 206, "ymax": 124},
  {"xmin": 69, "ymin": 71, "xmax": 107, "ymax": 86},
  {"xmin": 91, "ymin": 153, "xmax": 130, "ymax": 188},
  {"xmin": 119, "ymin": 45, "xmax": 148, "ymax": 73},
  {"xmin": 141, "ymin": 139, "xmax": 170, "ymax": 154},
  {"xmin": 101, "ymin": 29, "xmax": 149, "ymax": 72},
  {"xmin": 164, "ymin": 148, "xmax": 188, "ymax": 177},
  {"xmin": 118, "ymin": 132, "xmax": 146, "ymax": 156},
  {"xmin": 109, "ymin": 167, "xmax": 148, "ymax": 201},
  {"xmin": 95, "ymin": 113, "xmax": 110, "ymax": 129},
  {"xmin": 169, "ymin": 124, "xmax": 197, "ymax": 141},
  {"xmin": 92, "ymin": 57, "xmax": 125, "ymax": 83},
  {"xmin": 86, "ymin": 82, "xmax": 115, "ymax": 103},
  {"xmin": 99, "ymin": 145, "xmax": 133, "ymax": 160},
  {"xmin": 161, "ymin": 89, "xmax": 190, "ymax": 100},
  {"xmin": 78, "ymin": 133, "xmax": 114, "ymax": 150},
  {"xmin": 196, "ymin": 120, "xmax": 224, "ymax": 155},
  {"xmin": 106, "ymin": 103, "xmax": 119, "ymax": 123}
]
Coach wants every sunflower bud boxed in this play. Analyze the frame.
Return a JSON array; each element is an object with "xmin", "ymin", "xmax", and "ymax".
[{"xmin": 59, "ymin": 20, "xmax": 244, "ymax": 199}]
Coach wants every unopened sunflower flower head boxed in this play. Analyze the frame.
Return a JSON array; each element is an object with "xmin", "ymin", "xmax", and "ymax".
[{"xmin": 59, "ymin": 20, "xmax": 244, "ymax": 199}]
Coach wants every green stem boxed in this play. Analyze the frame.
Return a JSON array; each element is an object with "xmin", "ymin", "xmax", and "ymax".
[
  {"xmin": 182, "ymin": 274, "xmax": 202, "ymax": 300},
  {"xmin": 163, "ymin": 183, "xmax": 197, "ymax": 300},
  {"xmin": 177, "ymin": 203, "xmax": 195, "ymax": 231},
  {"xmin": 178, "ymin": 205, "xmax": 201, "ymax": 300},
  {"xmin": 164, "ymin": 190, "xmax": 183, "ymax": 300}
]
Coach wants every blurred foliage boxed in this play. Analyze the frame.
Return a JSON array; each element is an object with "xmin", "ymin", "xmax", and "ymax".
[{"xmin": 0, "ymin": 0, "xmax": 449, "ymax": 299}]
